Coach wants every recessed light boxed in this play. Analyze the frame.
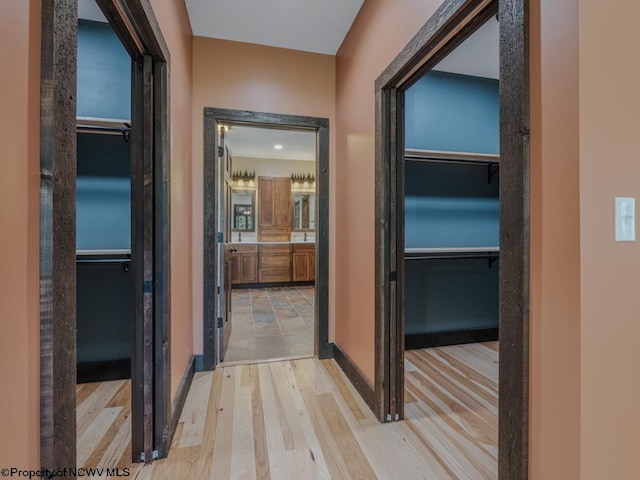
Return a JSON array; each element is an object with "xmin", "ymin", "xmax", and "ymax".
[{"xmin": 274, "ymin": 144, "xmax": 283, "ymax": 150}]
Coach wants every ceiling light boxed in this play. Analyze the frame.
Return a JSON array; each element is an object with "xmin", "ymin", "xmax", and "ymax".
[{"xmin": 274, "ymin": 144, "xmax": 283, "ymax": 150}]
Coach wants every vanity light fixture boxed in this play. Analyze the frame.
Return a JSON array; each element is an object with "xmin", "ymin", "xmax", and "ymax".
[
  {"xmin": 291, "ymin": 173, "xmax": 316, "ymax": 190},
  {"xmin": 232, "ymin": 170, "xmax": 256, "ymax": 187},
  {"xmin": 274, "ymin": 144, "xmax": 284, "ymax": 150}
]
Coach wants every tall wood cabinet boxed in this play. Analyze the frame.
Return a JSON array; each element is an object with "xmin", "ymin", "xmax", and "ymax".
[{"xmin": 258, "ymin": 176, "xmax": 291, "ymax": 241}]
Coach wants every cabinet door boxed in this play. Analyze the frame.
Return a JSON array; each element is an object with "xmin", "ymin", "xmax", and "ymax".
[
  {"xmin": 309, "ymin": 252, "xmax": 316, "ymax": 281},
  {"xmin": 258, "ymin": 177, "xmax": 274, "ymax": 227},
  {"xmin": 274, "ymin": 177, "xmax": 292, "ymax": 227},
  {"xmin": 230, "ymin": 252, "xmax": 240, "ymax": 284},
  {"xmin": 293, "ymin": 252, "xmax": 309, "ymax": 281},
  {"xmin": 240, "ymin": 253, "xmax": 258, "ymax": 283}
]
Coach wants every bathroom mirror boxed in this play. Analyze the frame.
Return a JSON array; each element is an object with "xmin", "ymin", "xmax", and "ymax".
[
  {"xmin": 231, "ymin": 189, "xmax": 256, "ymax": 231},
  {"xmin": 292, "ymin": 192, "xmax": 316, "ymax": 231}
]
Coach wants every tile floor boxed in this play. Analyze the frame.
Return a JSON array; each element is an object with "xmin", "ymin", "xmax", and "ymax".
[{"xmin": 223, "ymin": 286, "xmax": 315, "ymax": 363}]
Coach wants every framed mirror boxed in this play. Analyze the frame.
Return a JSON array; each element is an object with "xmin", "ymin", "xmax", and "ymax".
[
  {"xmin": 231, "ymin": 189, "xmax": 256, "ymax": 231},
  {"xmin": 292, "ymin": 192, "xmax": 316, "ymax": 231}
]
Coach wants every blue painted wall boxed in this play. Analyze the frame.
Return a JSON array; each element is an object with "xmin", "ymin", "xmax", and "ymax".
[
  {"xmin": 405, "ymin": 258, "xmax": 499, "ymax": 334},
  {"xmin": 76, "ymin": 133, "xmax": 131, "ymax": 250},
  {"xmin": 405, "ymin": 71, "xmax": 499, "ymax": 154},
  {"xmin": 404, "ymin": 162, "xmax": 499, "ymax": 249},
  {"xmin": 404, "ymin": 72, "xmax": 500, "ymax": 338},
  {"xmin": 77, "ymin": 20, "xmax": 130, "ymax": 120}
]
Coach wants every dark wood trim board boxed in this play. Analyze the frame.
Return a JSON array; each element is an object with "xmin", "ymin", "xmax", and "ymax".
[
  {"xmin": 405, "ymin": 328, "xmax": 499, "ymax": 350},
  {"xmin": 77, "ymin": 359, "xmax": 132, "ymax": 384},
  {"xmin": 332, "ymin": 343, "xmax": 376, "ymax": 417},
  {"xmin": 40, "ymin": 0, "xmax": 172, "ymax": 467},
  {"xmin": 374, "ymin": 0, "xmax": 529, "ymax": 478},
  {"xmin": 202, "ymin": 108, "xmax": 332, "ymax": 370}
]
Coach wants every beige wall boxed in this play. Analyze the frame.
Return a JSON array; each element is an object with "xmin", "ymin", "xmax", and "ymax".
[
  {"xmin": 0, "ymin": 0, "xmax": 41, "ymax": 469},
  {"xmin": 191, "ymin": 38, "xmax": 336, "ymax": 353},
  {"xmin": 149, "ymin": 0, "xmax": 194, "ymax": 401},
  {"xmin": 578, "ymin": 1, "xmax": 640, "ymax": 478},
  {"xmin": 335, "ymin": 0, "xmax": 446, "ymax": 383},
  {"xmin": 529, "ymin": 0, "xmax": 582, "ymax": 478}
]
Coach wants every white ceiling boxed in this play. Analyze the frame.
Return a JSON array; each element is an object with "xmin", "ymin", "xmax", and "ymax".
[
  {"xmin": 433, "ymin": 17, "xmax": 499, "ymax": 79},
  {"xmin": 78, "ymin": 0, "xmax": 107, "ymax": 22},
  {"xmin": 226, "ymin": 126, "xmax": 316, "ymax": 162},
  {"xmin": 185, "ymin": 0, "xmax": 365, "ymax": 55}
]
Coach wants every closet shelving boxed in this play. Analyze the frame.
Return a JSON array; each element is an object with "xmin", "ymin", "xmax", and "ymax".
[
  {"xmin": 76, "ymin": 117, "xmax": 133, "ymax": 383},
  {"xmin": 403, "ymin": 148, "xmax": 500, "ymax": 349}
]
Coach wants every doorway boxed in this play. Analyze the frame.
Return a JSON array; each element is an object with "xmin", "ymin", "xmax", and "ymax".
[
  {"xmin": 202, "ymin": 109, "xmax": 331, "ymax": 371},
  {"xmin": 375, "ymin": 0, "xmax": 529, "ymax": 478},
  {"xmin": 40, "ymin": 0, "xmax": 171, "ymax": 470}
]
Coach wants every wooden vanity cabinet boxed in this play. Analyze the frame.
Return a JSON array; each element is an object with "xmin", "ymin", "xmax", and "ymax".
[
  {"xmin": 258, "ymin": 244, "xmax": 292, "ymax": 283},
  {"xmin": 258, "ymin": 177, "xmax": 292, "ymax": 241},
  {"xmin": 292, "ymin": 243, "xmax": 316, "ymax": 282},
  {"xmin": 231, "ymin": 244, "xmax": 258, "ymax": 285}
]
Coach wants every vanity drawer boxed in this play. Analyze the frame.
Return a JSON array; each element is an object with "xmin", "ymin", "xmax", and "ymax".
[{"xmin": 234, "ymin": 244, "xmax": 258, "ymax": 254}]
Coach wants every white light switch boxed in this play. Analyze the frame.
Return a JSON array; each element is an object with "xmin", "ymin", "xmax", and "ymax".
[{"xmin": 615, "ymin": 197, "xmax": 635, "ymax": 242}]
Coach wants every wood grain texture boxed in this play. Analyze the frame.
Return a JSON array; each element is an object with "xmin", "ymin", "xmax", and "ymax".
[
  {"xmin": 81, "ymin": 343, "xmax": 496, "ymax": 478},
  {"xmin": 39, "ymin": 0, "xmax": 78, "ymax": 471}
]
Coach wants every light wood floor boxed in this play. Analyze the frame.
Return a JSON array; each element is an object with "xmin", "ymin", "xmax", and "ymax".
[
  {"xmin": 224, "ymin": 286, "xmax": 315, "ymax": 364},
  {"xmin": 76, "ymin": 379, "xmax": 132, "ymax": 468},
  {"xmin": 77, "ymin": 341, "xmax": 498, "ymax": 479}
]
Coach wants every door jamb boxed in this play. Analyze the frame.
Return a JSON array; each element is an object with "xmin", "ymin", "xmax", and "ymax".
[
  {"xmin": 202, "ymin": 108, "xmax": 331, "ymax": 370},
  {"xmin": 39, "ymin": 0, "xmax": 172, "ymax": 468},
  {"xmin": 374, "ymin": 0, "xmax": 529, "ymax": 478}
]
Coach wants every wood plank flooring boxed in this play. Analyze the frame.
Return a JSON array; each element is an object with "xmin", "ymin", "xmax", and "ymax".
[
  {"xmin": 76, "ymin": 379, "xmax": 132, "ymax": 469},
  {"xmin": 77, "ymin": 342, "xmax": 498, "ymax": 479},
  {"xmin": 224, "ymin": 286, "xmax": 315, "ymax": 363}
]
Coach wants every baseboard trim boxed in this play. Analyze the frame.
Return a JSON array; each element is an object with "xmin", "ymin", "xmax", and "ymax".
[
  {"xmin": 405, "ymin": 327, "xmax": 499, "ymax": 350},
  {"xmin": 332, "ymin": 343, "xmax": 376, "ymax": 416},
  {"xmin": 77, "ymin": 359, "xmax": 131, "ymax": 384},
  {"xmin": 169, "ymin": 355, "xmax": 196, "ymax": 445}
]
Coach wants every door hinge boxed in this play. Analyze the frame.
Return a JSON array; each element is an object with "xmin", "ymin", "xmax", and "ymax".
[
  {"xmin": 389, "ymin": 271, "xmax": 397, "ymax": 282},
  {"xmin": 218, "ymin": 146, "xmax": 224, "ymax": 157},
  {"xmin": 217, "ymin": 317, "xmax": 223, "ymax": 328},
  {"xmin": 217, "ymin": 286, "xmax": 220, "ymax": 294},
  {"xmin": 217, "ymin": 231, "xmax": 224, "ymax": 243},
  {"xmin": 139, "ymin": 450, "xmax": 160, "ymax": 462}
]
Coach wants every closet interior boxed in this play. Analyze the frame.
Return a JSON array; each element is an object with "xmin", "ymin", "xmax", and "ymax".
[
  {"xmin": 403, "ymin": 44, "xmax": 500, "ymax": 350},
  {"xmin": 76, "ymin": 15, "xmax": 132, "ymax": 383}
]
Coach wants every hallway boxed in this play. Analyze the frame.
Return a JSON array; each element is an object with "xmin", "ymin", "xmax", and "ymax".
[{"xmin": 120, "ymin": 342, "xmax": 497, "ymax": 479}]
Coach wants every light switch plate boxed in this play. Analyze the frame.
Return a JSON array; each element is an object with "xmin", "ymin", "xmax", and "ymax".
[{"xmin": 615, "ymin": 197, "xmax": 635, "ymax": 242}]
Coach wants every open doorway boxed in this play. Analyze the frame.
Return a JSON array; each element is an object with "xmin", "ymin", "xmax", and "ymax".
[
  {"xmin": 375, "ymin": 0, "xmax": 529, "ymax": 478},
  {"xmin": 220, "ymin": 126, "xmax": 318, "ymax": 364},
  {"xmin": 202, "ymin": 109, "xmax": 331, "ymax": 371},
  {"xmin": 40, "ymin": 0, "xmax": 171, "ymax": 470}
]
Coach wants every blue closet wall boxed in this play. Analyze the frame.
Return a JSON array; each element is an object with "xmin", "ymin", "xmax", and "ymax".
[
  {"xmin": 76, "ymin": 19, "xmax": 132, "ymax": 368},
  {"xmin": 77, "ymin": 20, "xmax": 131, "ymax": 120},
  {"xmin": 404, "ymin": 71, "xmax": 500, "ymax": 340},
  {"xmin": 405, "ymin": 71, "xmax": 499, "ymax": 154}
]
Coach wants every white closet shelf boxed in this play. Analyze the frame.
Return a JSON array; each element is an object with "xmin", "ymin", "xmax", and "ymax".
[
  {"xmin": 405, "ymin": 247, "xmax": 499, "ymax": 254},
  {"xmin": 76, "ymin": 249, "xmax": 131, "ymax": 256},
  {"xmin": 76, "ymin": 116, "xmax": 131, "ymax": 128},
  {"xmin": 405, "ymin": 149, "xmax": 500, "ymax": 164}
]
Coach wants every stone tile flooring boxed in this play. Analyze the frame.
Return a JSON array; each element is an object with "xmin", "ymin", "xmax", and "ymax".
[{"xmin": 223, "ymin": 286, "xmax": 315, "ymax": 363}]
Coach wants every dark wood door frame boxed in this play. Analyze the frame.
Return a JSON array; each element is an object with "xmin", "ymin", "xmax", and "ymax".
[
  {"xmin": 374, "ymin": 0, "xmax": 529, "ymax": 478},
  {"xmin": 40, "ymin": 0, "xmax": 171, "ymax": 469},
  {"xmin": 203, "ymin": 108, "xmax": 331, "ymax": 370}
]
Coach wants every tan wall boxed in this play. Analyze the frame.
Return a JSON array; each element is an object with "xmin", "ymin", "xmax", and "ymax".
[
  {"xmin": 149, "ymin": 0, "xmax": 194, "ymax": 401},
  {"xmin": 0, "ymin": 0, "xmax": 41, "ymax": 469},
  {"xmin": 578, "ymin": 1, "xmax": 640, "ymax": 478},
  {"xmin": 529, "ymin": 0, "xmax": 582, "ymax": 478},
  {"xmin": 191, "ymin": 38, "xmax": 336, "ymax": 352},
  {"xmin": 335, "ymin": 0, "xmax": 447, "ymax": 383}
]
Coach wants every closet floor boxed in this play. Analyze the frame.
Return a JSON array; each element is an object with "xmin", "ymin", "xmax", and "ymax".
[
  {"xmin": 405, "ymin": 341, "xmax": 499, "ymax": 479},
  {"xmin": 223, "ymin": 286, "xmax": 315, "ymax": 364},
  {"xmin": 76, "ymin": 379, "xmax": 132, "ymax": 468}
]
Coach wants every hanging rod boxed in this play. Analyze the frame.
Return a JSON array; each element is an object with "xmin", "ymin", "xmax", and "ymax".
[
  {"xmin": 405, "ymin": 149, "xmax": 500, "ymax": 165},
  {"xmin": 76, "ymin": 116, "xmax": 131, "ymax": 142}
]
